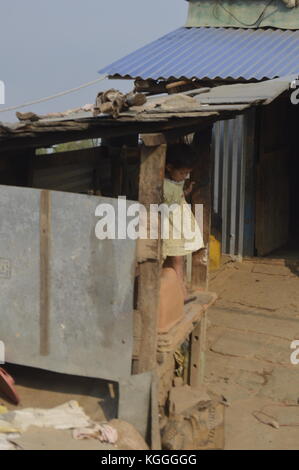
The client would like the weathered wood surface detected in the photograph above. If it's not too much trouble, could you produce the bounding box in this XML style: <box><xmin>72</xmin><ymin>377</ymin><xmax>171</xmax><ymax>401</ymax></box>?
<box><xmin>0</xmin><ymin>116</ymin><xmax>219</xmax><ymax>153</ymax></box>
<box><xmin>136</xmin><ymin>144</ymin><xmax>166</xmax><ymax>373</ymax></box>
<box><xmin>188</xmin><ymin>128</ymin><xmax>214</xmax><ymax>387</ymax></box>
<box><xmin>191</xmin><ymin>128</ymin><xmax>213</xmax><ymax>290</ymax></box>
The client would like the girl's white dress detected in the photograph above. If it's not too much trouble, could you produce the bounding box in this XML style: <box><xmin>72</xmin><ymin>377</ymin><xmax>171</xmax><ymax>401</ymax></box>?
<box><xmin>162</xmin><ymin>178</ymin><xmax>204</xmax><ymax>259</ymax></box>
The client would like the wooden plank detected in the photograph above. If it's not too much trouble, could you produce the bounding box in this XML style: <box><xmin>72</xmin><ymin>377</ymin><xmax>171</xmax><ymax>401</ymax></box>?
<box><xmin>40</xmin><ymin>190</ymin><xmax>51</xmax><ymax>356</ymax></box>
<box><xmin>0</xmin><ymin>116</ymin><xmax>219</xmax><ymax>153</ymax></box>
<box><xmin>136</xmin><ymin>144</ymin><xmax>166</xmax><ymax>373</ymax></box>
<box><xmin>191</xmin><ymin>128</ymin><xmax>213</xmax><ymax>290</ymax></box>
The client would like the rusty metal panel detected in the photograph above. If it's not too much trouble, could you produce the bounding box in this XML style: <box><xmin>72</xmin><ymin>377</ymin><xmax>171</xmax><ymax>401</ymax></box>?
<box><xmin>0</xmin><ymin>185</ymin><xmax>136</xmax><ymax>381</ymax></box>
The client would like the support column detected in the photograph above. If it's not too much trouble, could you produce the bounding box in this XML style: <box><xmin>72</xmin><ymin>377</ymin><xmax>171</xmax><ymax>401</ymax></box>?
<box><xmin>136</xmin><ymin>143</ymin><xmax>166</xmax><ymax>374</ymax></box>
<box><xmin>190</xmin><ymin>127</ymin><xmax>213</xmax><ymax>387</ymax></box>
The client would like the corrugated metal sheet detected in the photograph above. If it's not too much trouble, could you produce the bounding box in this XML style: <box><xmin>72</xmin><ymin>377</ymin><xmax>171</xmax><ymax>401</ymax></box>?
<box><xmin>99</xmin><ymin>27</ymin><xmax>299</xmax><ymax>81</ymax></box>
<box><xmin>212</xmin><ymin>109</ymin><xmax>256</xmax><ymax>256</ymax></box>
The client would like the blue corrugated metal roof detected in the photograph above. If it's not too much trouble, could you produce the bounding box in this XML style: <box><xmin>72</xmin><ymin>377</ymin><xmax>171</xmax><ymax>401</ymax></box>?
<box><xmin>99</xmin><ymin>27</ymin><xmax>299</xmax><ymax>81</ymax></box>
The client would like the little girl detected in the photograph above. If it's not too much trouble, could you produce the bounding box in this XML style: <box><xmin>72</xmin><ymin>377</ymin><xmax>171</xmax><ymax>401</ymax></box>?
<box><xmin>162</xmin><ymin>143</ymin><xmax>204</xmax><ymax>300</ymax></box>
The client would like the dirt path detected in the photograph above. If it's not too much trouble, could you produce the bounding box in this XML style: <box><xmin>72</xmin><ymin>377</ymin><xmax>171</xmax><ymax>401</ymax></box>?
<box><xmin>206</xmin><ymin>258</ymin><xmax>299</xmax><ymax>450</ymax></box>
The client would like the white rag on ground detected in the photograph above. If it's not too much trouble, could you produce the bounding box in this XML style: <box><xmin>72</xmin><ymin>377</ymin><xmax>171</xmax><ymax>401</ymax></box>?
<box><xmin>0</xmin><ymin>400</ymin><xmax>118</xmax><ymax>450</ymax></box>
<box><xmin>0</xmin><ymin>400</ymin><xmax>91</xmax><ymax>432</ymax></box>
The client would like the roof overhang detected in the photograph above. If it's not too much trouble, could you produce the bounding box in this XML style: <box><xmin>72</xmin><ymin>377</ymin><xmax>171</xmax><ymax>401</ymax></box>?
<box><xmin>0</xmin><ymin>77</ymin><xmax>295</xmax><ymax>152</ymax></box>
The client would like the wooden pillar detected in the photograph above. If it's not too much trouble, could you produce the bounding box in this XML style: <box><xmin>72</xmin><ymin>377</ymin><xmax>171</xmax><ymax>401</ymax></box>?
<box><xmin>189</xmin><ymin>127</ymin><xmax>213</xmax><ymax>387</ymax></box>
<box><xmin>191</xmin><ymin>127</ymin><xmax>213</xmax><ymax>291</ymax></box>
<box><xmin>136</xmin><ymin>143</ymin><xmax>166</xmax><ymax>373</ymax></box>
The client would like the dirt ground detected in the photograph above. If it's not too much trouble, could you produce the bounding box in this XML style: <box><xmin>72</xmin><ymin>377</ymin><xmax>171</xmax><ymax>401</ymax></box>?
<box><xmin>206</xmin><ymin>256</ymin><xmax>299</xmax><ymax>450</ymax></box>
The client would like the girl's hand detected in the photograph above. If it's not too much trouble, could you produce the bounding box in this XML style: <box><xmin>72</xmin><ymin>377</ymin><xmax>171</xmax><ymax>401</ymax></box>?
<box><xmin>184</xmin><ymin>180</ymin><xmax>195</xmax><ymax>196</ymax></box>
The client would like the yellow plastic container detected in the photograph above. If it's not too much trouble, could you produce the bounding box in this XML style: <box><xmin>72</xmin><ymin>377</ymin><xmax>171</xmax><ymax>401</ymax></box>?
<box><xmin>209</xmin><ymin>235</ymin><xmax>221</xmax><ymax>271</ymax></box>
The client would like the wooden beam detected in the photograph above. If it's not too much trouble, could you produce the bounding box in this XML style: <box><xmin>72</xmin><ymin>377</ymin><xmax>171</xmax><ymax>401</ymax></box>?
<box><xmin>136</xmin><ymin>144</ymin><xmax>166</xmax><ymax>373</ymax></box>
<box><xmin>0</xmin><ymin>117</ymin><xmax>218</xmax><ymax>154</ymax></box>
<box><xmin>140</xmin><ymin>120</ymin><xmax>216</xmax><ymax>148</ymax></box>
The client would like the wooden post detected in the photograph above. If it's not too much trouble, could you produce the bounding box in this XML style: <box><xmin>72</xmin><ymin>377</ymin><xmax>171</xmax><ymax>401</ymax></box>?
<box><xmin>136</xmin><ymin>143</ymin><xmax>166</xmax><ymax>373</ymax></box>
<box><xmin>40</xmin><ymin>190</ymin><xmax>51</xmax><ymax>356</ymax></box>
<box><xmin>191</xmin><ymin>128</ymin><xmax>213</xmax><ymax>291</ymax></box>
<box><xmin>189</xmin><ymin>127</ymin><xmax>213</xmax><ymax>387</ymax></box>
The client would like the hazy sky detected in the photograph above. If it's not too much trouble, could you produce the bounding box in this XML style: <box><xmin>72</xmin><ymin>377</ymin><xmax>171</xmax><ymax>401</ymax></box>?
<box><xmin>0</xmin><ymin>0</ymin><xmax>188</xmax><ymax>122</ymax></box>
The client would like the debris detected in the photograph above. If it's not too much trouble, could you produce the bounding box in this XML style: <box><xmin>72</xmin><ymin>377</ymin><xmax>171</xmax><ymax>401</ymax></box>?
<box><xmin>0</xmin><ymin>433</ymin><xmax>21</xmax><ymax>451</ymax></box>
<box><xmin>73</xmin><ymin>423</ymin><xmax>118</xmax><ymax>444</ymax></box>
<box><xmin>253</xmin><ymin>403</ymin><xmax>299</xmax><ymax>428</ymax></box>
<box><xmin>94</xmin><ymin>88</ymin><xmax>146</xmax><ymax>118</ymax></box>
<box><xmin>169</xmin><ymin>384</ymin><xmax>212</xmax><ymax>415</ymax></box>
<box><xmin>162</xmin><ymin>387</ymin><xmax>225</xmax><ymax>450</ymax></box>
<box><xmin>109</xmin><ymin>419</ymin><xmax>149</xmax><ymax>450</ymax></box>
<box><xmin>9</xmin><ymin>427</ymin><xmax>114</xmax><ymax>451</ymax></box>
<box><xmin>0</xmin><ymin>421</ymin><xmax>20</xmax><ymax>433</ymax></box>
<box><xmin>162</xmin><ymin>401</ymin><xmax>225</xmax><ymax>450</ymax></box>
<box><xmin>0</xmin><ymin>400</ymin><xmax>148</xmax><ymax>450</ymax></box>
<box><xmin>281</xmin><ymin>0</ymin><xmax>298</xmax><ymax>8</ymax></box>
<box><xmin>16</xmin><ymin>111</ymin><xmax>40</xmax><ymax>122</ymax></box>
<box><xmin>16</xmin><ymin>104</ymin><xmax>94</xmax><ymax>122</ymax></box>
<box><xmin>252</xmin><ymin>410</ymin><xmax>280</xmax><ymax>429</ymax></box>
<box><xmin>154</xmin><ymin>94</ymin><xmax>201</xmax><ymax>112</ymax></box>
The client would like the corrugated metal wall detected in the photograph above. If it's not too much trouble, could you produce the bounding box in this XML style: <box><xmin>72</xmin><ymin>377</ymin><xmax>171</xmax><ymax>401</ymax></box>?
<box><xmin>212</xmin><ymin>109</ymin><xmax>256</xmax><ymax>256</ymax></box>
<box><xmin>32</xmin><ymin>146</ymin><xmax>108</xmax><ymax>194</ymax></box>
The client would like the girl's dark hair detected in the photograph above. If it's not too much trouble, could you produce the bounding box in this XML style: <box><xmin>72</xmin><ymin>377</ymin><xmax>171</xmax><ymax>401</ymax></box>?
<box><xmin>166</xmin><ymin>143</ymin><xmax>197</xmax><ymax>169</ymax></box>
